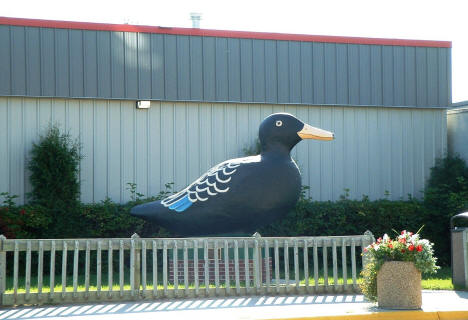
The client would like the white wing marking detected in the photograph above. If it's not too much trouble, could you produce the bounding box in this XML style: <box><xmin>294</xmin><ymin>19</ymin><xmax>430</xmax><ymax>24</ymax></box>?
<box><xmin>161</xmin><ymin>160</ymin><xmax>241</xmax><ymax>209</ymax></box>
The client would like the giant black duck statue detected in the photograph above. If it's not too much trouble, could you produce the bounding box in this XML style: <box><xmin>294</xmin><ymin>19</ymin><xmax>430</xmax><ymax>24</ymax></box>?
<box><xmin>130</xmin><ymin>113</ymin><xmax>334</xmax><ymax>236</ymax></box>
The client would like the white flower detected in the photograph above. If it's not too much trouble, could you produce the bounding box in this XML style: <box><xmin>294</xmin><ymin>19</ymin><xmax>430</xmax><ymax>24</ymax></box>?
<box><xmin>383</xmin><ymin>234</ymin><xmax>390</xmax><ymax>242</ymax></box>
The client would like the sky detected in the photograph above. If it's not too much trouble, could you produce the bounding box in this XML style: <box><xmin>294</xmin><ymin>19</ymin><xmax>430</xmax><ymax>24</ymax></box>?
<box><xmin>3</xmin><ymin>0</ymin><xmax>467</xmax><ymax>103</ymax></box>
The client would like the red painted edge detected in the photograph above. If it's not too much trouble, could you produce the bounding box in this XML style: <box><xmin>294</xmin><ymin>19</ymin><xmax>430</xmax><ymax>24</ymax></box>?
<box><xmin>0</xmin><ymin>16</ymin><xmax>452</xmax><ymax>48</ymax></box>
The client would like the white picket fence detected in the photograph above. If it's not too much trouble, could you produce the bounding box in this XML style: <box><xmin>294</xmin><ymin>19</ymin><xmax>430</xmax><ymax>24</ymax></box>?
<box><xmin>0</xmin><ymin>232</ymin><xmax>374</xmax><ymax>306</ymax></box>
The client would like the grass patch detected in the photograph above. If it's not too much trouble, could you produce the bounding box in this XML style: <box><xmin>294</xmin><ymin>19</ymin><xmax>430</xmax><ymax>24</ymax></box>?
<box><xmin>5</xmin><ymin>267</ymin><xmax>454</xmax><ymax>294</ymax></box>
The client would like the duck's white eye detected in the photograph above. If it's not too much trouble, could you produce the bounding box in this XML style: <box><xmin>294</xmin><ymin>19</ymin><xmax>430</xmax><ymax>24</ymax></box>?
<box><xmin>276</xmin><ymin>120</ymin><xmax>283</xmax><ymax>127</ymax></box>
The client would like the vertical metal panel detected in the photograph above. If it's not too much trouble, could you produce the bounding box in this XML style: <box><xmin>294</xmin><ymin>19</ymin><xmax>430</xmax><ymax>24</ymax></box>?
<box><xmin>405</xmin><ymin>47</ymin><xmax>417</xmax><ymax>106</ymax></box>
<box><xmin>124</xmin><ymin>32</ymin><xmax>138</xmax><ymax>99</ymax></box>
<box><xmin>427</xmin><ymin>48</ymin><xmax>439</xmax><ymax>107</ymax></box>
<box><xmin>97</xmin><ymin>32</ymin><xmax>111</xmax><ymax>98</ymax></box>
<box><xmin>228</xmin><ymin>38</ymin><xmax>241</xmax><ymax>101</ymax></box>
<box><xmin>240</xmin><ymin>39</ymin><xmax>253</xmax><ymax>102</ymax></box>
<box><xmin>0</xmin><ymin>98</ymin><xmax>9</xmax><ymax>194</ymax></box>
<box><xmin>277</xmin><ymin>41</ymin><xmax>289</xmax><ymax>103</ymax></box>
<box><xmin>336</xmin><ymin>44</ymin><xmax>348</xmax><ymax>105</ymax></box>
<box><xmin>253</xmin><ymin>40</ymin><xmax>266</xmax><ymax>102</ymax></box>
<box><xmin>120</xmin><ymin>101</ymin><xmax>135</xmax><ymax>202</ymax></box>
<box><xmin>203</xmin><ymin>37</ymin><xmax>216</xmax><ymax>101</ymax></box>
<box><xmin>390</xmin><ymin>108</ymin><xmax>404</xmax><ymax>197</ymax></box>
<box><xmin>0</xmin><ymin>97</ymin><xmax>449</xmax><ymax>204</ymax></box>
<box><xmin>359</xmin><ymin>45</ymin><xmax>371</xmax><ymax>104</ymax></box>
<box><xmin>23</xmin><ymin>99</ymin><xmax>38</xmax><ymax>197</ymax></box>
<box><xmin>416</xmin><ymin>47</ymin><xmax>428</xmax><ymax>106</ymax></box>
<box><xmin>55</xmin><ymin>29</ymin><xmax>70</xmax><ymax>97</ymax></box>
<box><xmin>174</xmin><ymin>104</ymin><xmax>187</xmax><ymax>190</ymax></box>
<box><xmin>138</xmin><ymin>33</ymin><xmax>152</xmax><ymax>100</ymax></box>
<box><xmin>148</xmin><ymin>102</ymin><xmax>161</xmax><ymax>197</ymax></box>
<box><xmin>177</xmin><ymin>36</ymin><xmax>190</xmax><ymax>100</ymax></box>
<box><xmin>164</xmin><ymin>35</ymin><xmax>177</xmax><ymax>101</ymax></box>
<box><xmin>289</xmin><ymin>42</ymin><xmax>301</xmax><ymax>104</ymax></box>
<box><xmin>11</xmin><ymin>26</ymin><xmax>26</xmax><ymax>95</ymax></box>
<box><xmin>265</xmin><ymin>40</ymin><xmax>278</xmax><ymax>104</ymax></box>
<box><xmin>370</xmin><ymin>46</ymin><xmax>382</xmax><ymax>105</ymax></box>
<box><xmin>438</xmin><ymin>49</ymin><xmax>449</xmax><ymax>107</ymax></box>
<box><xmin>26</xmin><ymin>28</ymin><xmax>41</xmax><ymax>96</ymax></box>
<box><xmin>382</xmin><ymin>46</ymin><xmax>394</xmax><ymax>106</ymax></box>
<box><xmin>83</xmin><ymin>31</ymin><xmax>97</xmax><ymax>97</ymax></box>
<box><xmin>94</xmin><ymin>101</ymin><xmax>108</xmax><ymax>201</ymax></box>
<box><xmin>215</xmin><ymin>38</ymin><xmax>229</xmax><ymax>101</ymax></box>
<box><xmin>108</xmin><ymin>101</ymin><xmax>122</xmax><ymax>202</ymax></box>
<box><xmin>190</xmin><ymin>37</ymin><xmax>203</xmax><ymax>101</ymax></box>
<box><xmin>80</xmin><ymin>100</ymin><xmax>94</xmax><ymax>202</ymax></box>
<box><xmin>151</xmin><ymin>34</ymin><xmax>165</xmax><ymax>100</ymax></box>
<box><xmin>160</xmin><ymin>102</ymin><xmax>174</xmax><ymax>194</ymax></box>
<box><xmin>111</xmin><ymin>32</ymin><xmax>125</xmax><ymax>98</ymax></box>
<box><xmin>0</xmin><ymin>26</ymin><xmax>11</xmax><ymax>95</ymax></box>
<box><xmin>324</xmin><ymin>43</ymin><xmax>337</xmax><ymax>104</ymax></box>
<box><xmin>347</xmin><ymin>44</ymin><xmax>359</xmax><ymax>105</ymax></box>
<box><xmin>300</xmin><ymin>42</ymin><xmax>313</xmax><ymax>104</ymax></box>
<box><xmin>393</xmin><ymin>47</ymin><xmax>405</xmax><ymax>106</ymax></box>
<box><xmin>356</xmin><ymin>108</ymin><xmax>370</xmax><ymax>197</ymax></box>
<box><xmin>69</xmin><ymin>30</ymin><xmax>84</xmax><ymax>97</ymax></box>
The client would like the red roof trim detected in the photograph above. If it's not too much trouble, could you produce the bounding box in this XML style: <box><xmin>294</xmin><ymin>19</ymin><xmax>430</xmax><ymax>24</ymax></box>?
<box><xmin>0</xmin><ymin>16</ymin><xmax>452</xmax><ymax>48</ymax></box>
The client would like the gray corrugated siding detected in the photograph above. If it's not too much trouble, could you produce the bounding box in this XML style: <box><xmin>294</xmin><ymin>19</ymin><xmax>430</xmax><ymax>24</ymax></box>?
<box><xmin>0</xmin><ymin>25</ymin><xmax>451</xmax><ymax>107</ymax></box>
<box><xmin>448</xmin><ymin>106</ymin><xmax>468</xmax><ymax>164</ymax></box>
<box><xmin>0</xmin><ymin>97</ymin><xmax>447</xmax><ymax>204</ymax></box>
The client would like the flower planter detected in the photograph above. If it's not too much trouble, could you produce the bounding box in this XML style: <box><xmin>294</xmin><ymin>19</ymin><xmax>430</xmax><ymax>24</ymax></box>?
<box><xmin>377</xmin><ymin>261</ymin><xmax>422</xmax><ymax>309</ymax></box>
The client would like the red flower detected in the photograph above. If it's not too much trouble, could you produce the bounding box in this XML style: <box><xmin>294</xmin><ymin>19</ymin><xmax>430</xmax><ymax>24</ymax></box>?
<box><xmin>388</xmin><ymin>243</ymin><xmax>393</xmax><ymax>249</ymax></box>
<box><xmin>401</xmin><ymin>230</ymin><xmax>406</xmax><ymax>235</ymax></box>
<box><xmin>399</xmin><ymin>238</ymin><xmax>406</xmax><ymax>244</ymax></box>
<box><xmin>416</xmin><ymin>245</ymin><xmax>423</xmax><ymax>252</ymax></box>
<box><xmin>377</xmin><ymin>237</ymin><xmax>382</xmax><ymax>243</ymax></box>
<box><xmin>401</xmin><ymin>249</ymin><xmax>406</xmax><ymax>253</ymax></box>
<box><xmin>408</xmin><ymin>244</ymin><xmax>415</xmax><ymax>251</ymax></box>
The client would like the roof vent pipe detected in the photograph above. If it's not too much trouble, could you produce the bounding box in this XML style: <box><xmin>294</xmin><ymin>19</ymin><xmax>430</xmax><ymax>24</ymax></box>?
<box><xmin>190</xmin><ymin>13</ymin><xmax>201</xmax><ymax>28</ymax></box>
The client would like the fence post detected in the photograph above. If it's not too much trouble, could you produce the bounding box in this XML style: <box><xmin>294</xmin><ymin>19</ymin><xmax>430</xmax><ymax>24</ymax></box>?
<box><xmin>131</xmin><ymin>233</ymin><xmax>141</xmax><ymax>294</ymax></box>
<box><xmin>252</xmin><ymin>232</ymin><xmax>262</xmax><ymax>291</ymax></box>
<box><xmin>362</xmin><ymin>230</ymin><xmax>375</xmax><ymax>268</ymax></box>
<box><xmin>0</xmin><ymin>235</ymin><xmax>6</xmax><ymax>306</ymax></box>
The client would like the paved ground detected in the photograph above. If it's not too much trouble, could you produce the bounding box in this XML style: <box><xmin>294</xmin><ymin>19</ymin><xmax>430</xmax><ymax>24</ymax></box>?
<box><xmin>0</xmin><ymin>290</ymin><xmax>467</xmax><ymax>320</ymax></box>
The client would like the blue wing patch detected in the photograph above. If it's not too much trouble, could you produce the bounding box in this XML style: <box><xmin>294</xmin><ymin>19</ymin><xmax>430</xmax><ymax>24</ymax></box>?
<box><xmin>168</xmin><ymin>195</ymin><xmax>193</xmax><ymax>212</ymax></box>
<box><xmin>160</xmin><ymin>160</ymin><xmax>242</xmax><ymax>213</ymax></box>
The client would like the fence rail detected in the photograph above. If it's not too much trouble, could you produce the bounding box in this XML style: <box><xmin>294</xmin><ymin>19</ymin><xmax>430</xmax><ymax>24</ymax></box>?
<box><xmin>0</xmin><ymin>232</ymin><xmax>374</xmax><ymax>306</ymax></box>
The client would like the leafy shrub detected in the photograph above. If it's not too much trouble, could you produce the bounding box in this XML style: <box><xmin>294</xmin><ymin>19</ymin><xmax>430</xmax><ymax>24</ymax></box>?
<box><xmin>259</xmin><ymin>188</ymin><xmax>425</xmax><ymax>240</ymax></box>
<box><xmin>27</xmin><ymin>124</ymin><xmax>82</xmax><ymax>238</ymax></box>
<box><xmin>423</xmin><ymin>155</ymin><xmax>468</xmax><ymax>265</ymax></box>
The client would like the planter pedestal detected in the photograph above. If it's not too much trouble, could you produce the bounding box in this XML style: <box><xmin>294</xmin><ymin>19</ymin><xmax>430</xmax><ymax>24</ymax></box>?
<box><xmin>377</xmin><ymin>261</ymin><xmax>422</xmax><ymax>309</ymax></box>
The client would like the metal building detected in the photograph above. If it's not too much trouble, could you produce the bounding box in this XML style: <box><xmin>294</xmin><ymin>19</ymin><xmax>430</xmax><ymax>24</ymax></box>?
<box><xmin>0</xmin><ymin>17</ymin><xmax>451</xmax><ymax>204</ymax></box>
<box><xmin>448</xmin><ymin>101</ymin><xmax>468</xmax><ymax>163</ymax></box>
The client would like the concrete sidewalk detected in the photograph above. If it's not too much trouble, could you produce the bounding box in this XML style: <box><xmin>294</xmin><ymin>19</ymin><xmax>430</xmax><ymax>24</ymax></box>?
<box><xmin>0</xmin><ymin>290</ymin><xmax>467</xmax><ymax>320</ymax></box>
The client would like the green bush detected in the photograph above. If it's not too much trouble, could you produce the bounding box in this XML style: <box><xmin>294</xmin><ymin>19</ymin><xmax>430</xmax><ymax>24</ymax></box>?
<box><xmin>259</xmin><ymin>188</ymin><xmax>425</xmax><ymax>240</ymax></box>
<box><xmin>423</xmin><ymin>155</ymin><xmax>468</xmax><ymax>265</ymax></box>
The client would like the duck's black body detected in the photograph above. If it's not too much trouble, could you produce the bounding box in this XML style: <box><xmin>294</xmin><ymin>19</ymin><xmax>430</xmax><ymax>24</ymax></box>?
<box><xmin>131</xmin><ymin>113</ymin><xmax>334</xmax><ymax>236</ymax></box>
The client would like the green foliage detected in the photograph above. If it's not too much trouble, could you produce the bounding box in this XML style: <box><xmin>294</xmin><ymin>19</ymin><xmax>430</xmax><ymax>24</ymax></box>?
<box><xmin>423</xmin><ymin>155</ymin><xmax>468</xmax><ymax>265</ymax></box>
<box><xmin>243</xmin><ymin>138</ymin><xmax>262</xmax><ymax>156</ymax></box>
<box><xmin>259</xmin><ymin>188</ymin><xmax>425</xmax><ymax>240</ymax></box>
<box><xmin>27</xmin><ymin>124</ymin><xmax>82</xmax><ymax>237</ymax></box>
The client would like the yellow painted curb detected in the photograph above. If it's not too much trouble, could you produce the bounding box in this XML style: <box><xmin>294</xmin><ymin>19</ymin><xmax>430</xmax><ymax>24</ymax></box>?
<box><xmin>263</xmin><ymin>310</ymin><xmax>468</xmax><ymax>320</ymax></box>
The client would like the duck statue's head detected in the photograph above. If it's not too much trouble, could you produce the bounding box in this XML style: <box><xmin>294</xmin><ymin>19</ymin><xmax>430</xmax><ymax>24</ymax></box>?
<box><xmin>259</xmin><ymin>113</ymin><xmax>334</xmax><ymax>155</ymax></box>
